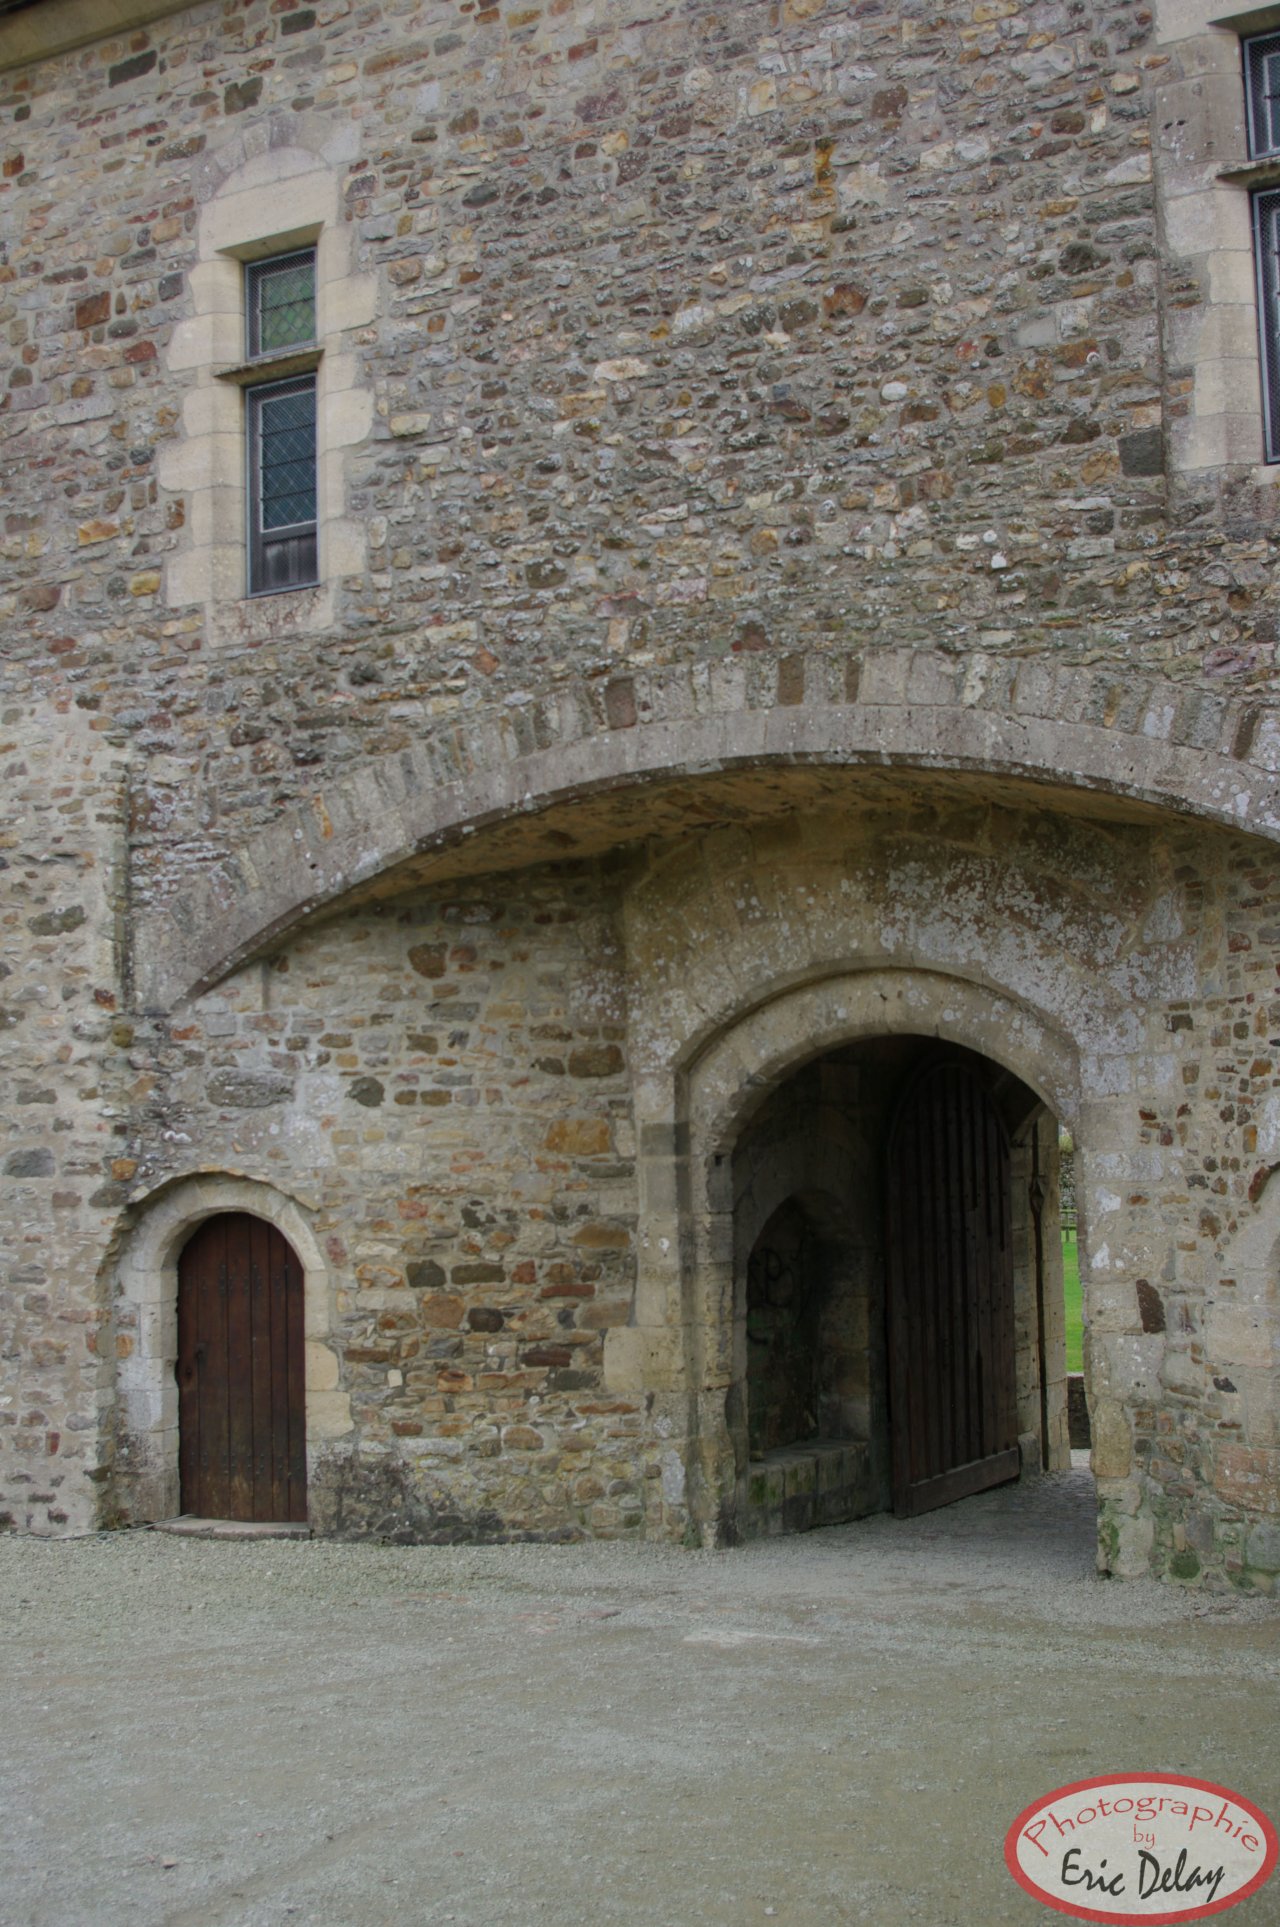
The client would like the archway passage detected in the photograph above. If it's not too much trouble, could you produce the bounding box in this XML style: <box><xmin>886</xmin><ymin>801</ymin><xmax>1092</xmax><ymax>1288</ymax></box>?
<box><xmin>177</xmin><ymin>1214</ymin><xmax>307</xmax><ymax>1522</ymax></box>
<box><xmin>886</xmin><ymin>1060</ymin><xmax>1019</xmax><ymax>1517</ymax></box>
<box><xmin>731</xmin><ymin>1039</ymin><xmax>1068</xmax><ymax>1539</ymax></box>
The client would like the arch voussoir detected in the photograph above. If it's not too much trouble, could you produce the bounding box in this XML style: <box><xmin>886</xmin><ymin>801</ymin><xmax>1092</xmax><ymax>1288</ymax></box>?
<box><xmin>135</xmin><ymin>648</ymin><xmax>1280</xmax><ymax>1007</ymax></box>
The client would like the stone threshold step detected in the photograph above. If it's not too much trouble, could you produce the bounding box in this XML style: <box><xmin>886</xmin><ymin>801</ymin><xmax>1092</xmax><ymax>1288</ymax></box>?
<box><xmin>150</xmin><ymin>1516</ymin><xmax>311</xmax><ymax>1541</ymax></box>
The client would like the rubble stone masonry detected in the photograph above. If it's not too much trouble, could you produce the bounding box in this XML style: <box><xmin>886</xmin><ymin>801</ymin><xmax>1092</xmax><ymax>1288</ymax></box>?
<box><xmin>2</xmin><ymin>0</ymin><xmax>1280</xmax><ymax>1585</ymax></box>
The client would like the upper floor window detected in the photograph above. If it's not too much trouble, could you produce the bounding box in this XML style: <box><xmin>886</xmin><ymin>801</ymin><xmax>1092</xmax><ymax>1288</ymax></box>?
<box><xmin>245</xmin><ymin>249</ymin><xmax>318</xmax><ymax>596</ymax></box>
<box><xmin>1245</xmin><ymin>31</ymin><xmax>1280</xmax><ymax>158</ymax></box>
<box><xmin>247</xmin><ymin>250</ymin><xmax>316</xmax><ymax>357</ymax></box>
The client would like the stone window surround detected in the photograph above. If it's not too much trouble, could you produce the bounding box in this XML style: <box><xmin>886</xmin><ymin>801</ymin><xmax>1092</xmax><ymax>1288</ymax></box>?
<box><xmin>158</xmin><ymin>146</ymin><xmax>376</xmax><ymax>631</ymax></box>
<box><xmin>112</xmin><ymin>1172</ymin><xmax>352</xmax><ymax>1526</ymax></box>
<box><xmin>1154</xmin><ymin>0</ymin><xmax>1280</xmax><ymax>477</ymax></box>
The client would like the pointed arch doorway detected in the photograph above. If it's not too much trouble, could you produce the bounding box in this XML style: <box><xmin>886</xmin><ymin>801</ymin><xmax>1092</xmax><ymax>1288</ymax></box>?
<box><xmin>176</xmin><ymin>1213</ymin><xmax>307</xmax><ymax>1523</ymax></box>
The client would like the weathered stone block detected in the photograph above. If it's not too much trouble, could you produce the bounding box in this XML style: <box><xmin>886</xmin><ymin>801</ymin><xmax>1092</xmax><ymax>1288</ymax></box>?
<box><xmin>1245</xmin><ymin>1523</ymin><xmax>1280</xmax><ymax>1572</ymax></box>
<box><xmin>1216</xmin><ymin>1446</ymin><xmax>1280</xmax><ymax>1516</ymax></box>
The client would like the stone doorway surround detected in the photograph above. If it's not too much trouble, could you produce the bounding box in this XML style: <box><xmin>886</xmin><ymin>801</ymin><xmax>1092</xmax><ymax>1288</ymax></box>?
<box><xmin>108</xmin><ymin>1173</ymin><xmax>350</xmax><ymax>1527</ymax></box>
<box><xmin>606</xmin><ymin>965</ymin><xmax>1081</xmax><ymax>1548</ymax></box>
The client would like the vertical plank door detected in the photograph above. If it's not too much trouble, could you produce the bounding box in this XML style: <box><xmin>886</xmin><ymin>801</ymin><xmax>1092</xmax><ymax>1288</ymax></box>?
<box><xmin>176</xmin><ymin>1213</ymin><xmax>307</xmax><ymax>1522</ymax></box>
<box><xmin>885</xmin><ymin>1061</ymin><xmax>1020</xmax><ymax>1518</ymax></box>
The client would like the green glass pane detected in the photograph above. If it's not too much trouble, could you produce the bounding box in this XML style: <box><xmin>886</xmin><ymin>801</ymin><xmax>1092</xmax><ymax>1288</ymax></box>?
<box><xmin>253</xmin><ymin>255</ymin><xmax>315</xmax><ymax>352</ymax></box>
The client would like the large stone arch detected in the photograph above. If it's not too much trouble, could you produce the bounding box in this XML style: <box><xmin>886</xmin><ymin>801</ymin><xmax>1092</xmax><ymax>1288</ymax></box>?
<box><xmin>109</xmin><ymin>1171</ymin><xmax>352</xmax><ymax>1525</ymax></box>
<box><xmin>135</xmin><ymin>648</ymin><xmax>1280</xmax><ymax>1007</ymax></box>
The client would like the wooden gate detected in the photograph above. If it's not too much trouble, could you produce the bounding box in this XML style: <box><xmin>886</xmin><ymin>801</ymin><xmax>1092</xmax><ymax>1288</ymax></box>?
<box><xmin>176</xmin><ymin>1214</ymin><xmax>307</xmax><ymax>1522</ymax></box>
<box><xmin>885</xmin><ymin>1061</ymin><xmax>1020</xmax><ymax>1518</ymax></box>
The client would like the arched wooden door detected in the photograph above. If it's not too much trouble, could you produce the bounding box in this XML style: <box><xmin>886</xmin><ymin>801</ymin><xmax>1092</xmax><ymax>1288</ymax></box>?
<box><xmin>885</xmin><ymin>1061</ymin><xmax>1019</xmax><ymax>1518</ymax></box>
<box><xmin>177</xmin><ymin>1214</ymin><xmax>307</xmax><ymax>1522</ymax></box>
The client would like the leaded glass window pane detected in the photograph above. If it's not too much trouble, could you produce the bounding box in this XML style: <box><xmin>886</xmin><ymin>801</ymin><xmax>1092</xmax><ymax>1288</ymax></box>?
<box><xmin>258</xmin><ymin>384</ymin><xmax>316</xmax><ymax>530</ymax></box>
<box><xmin>1245</xmin><ymin>34</ymin><xmax>1280</xmax><ymax>159</ymax></box>
<box><xmin>247</xmin><ymin>250</ymin><xmax>316</xmax><ymax>357</ymax></box>
<box><xmin>248</xmin><ymin>375</ymin><xmax>318</xmax><ymax>594</ymax></box>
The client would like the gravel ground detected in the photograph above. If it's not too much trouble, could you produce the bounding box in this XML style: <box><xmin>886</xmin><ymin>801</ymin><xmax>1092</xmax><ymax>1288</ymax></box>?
<box><xmin>2</xmin><ymin>1467</ymin><xmax>1277</xmax><ymax>1927</ymax></box>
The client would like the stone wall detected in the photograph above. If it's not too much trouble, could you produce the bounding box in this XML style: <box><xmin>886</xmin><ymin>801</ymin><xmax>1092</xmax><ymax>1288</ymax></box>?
<box><xmin>0</xmin><ymin>0</ymin><xmax>1279</xmax><ymax>1581</ymax></box>
<box><xmin>105</xmin><ymin>865</ymin><xmax>655</xmax><ymax>1543</ymax></box>
<box><xmin>1</xmin><ymin>0</ymin><xmax>1273</xmax><ymax>915</ymax></box>
<box><xmin>0</xmin><ymin>705</ymin><xmax>125</xmax><ymax>1532</ymax></box>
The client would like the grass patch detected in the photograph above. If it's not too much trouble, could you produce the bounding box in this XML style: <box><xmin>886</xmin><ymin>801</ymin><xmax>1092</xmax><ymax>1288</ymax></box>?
<box><xmin>1062</xmin><ymin>1232</ymin><xmax>1082</xmax><ymax>1374</ymax></box>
